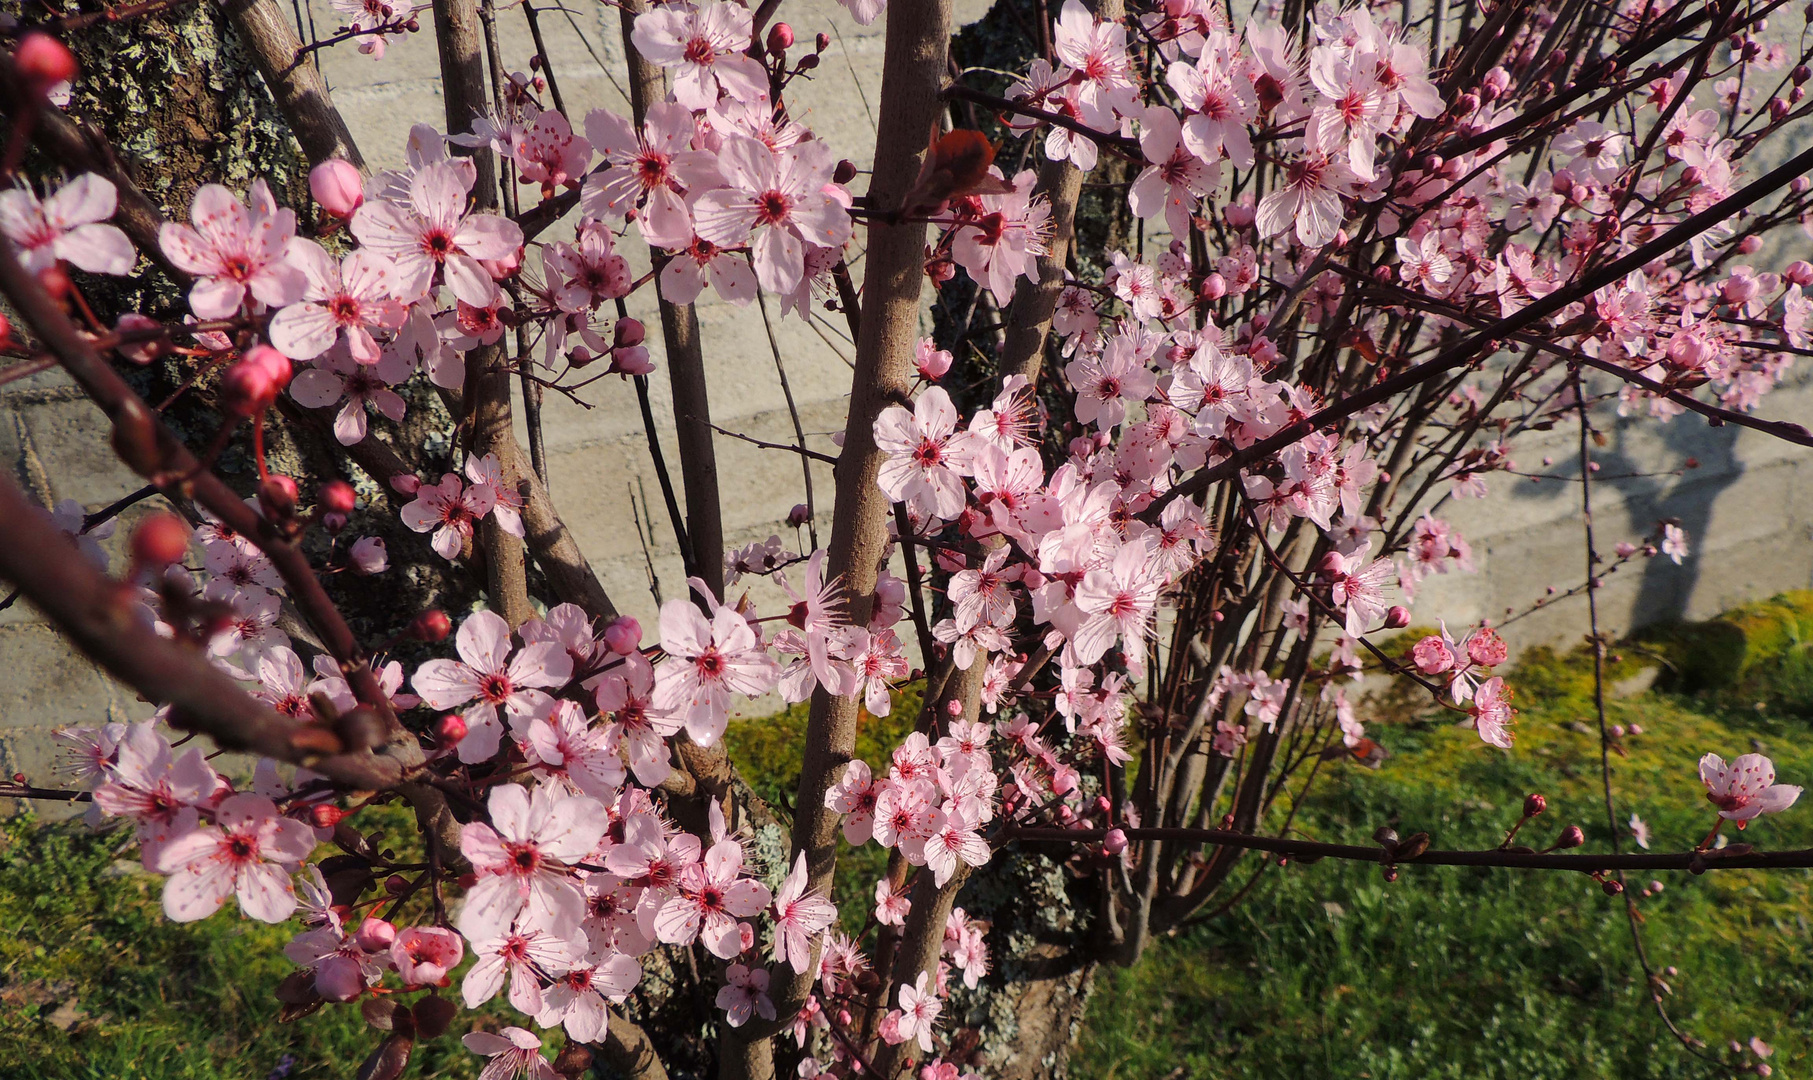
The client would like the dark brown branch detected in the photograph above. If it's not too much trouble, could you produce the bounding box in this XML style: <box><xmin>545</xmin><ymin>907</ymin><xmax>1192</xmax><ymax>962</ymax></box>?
<box><xmin>219</xmin><ymin>0</ymin><xmax>366</xmax><ymax>167</ymax></box>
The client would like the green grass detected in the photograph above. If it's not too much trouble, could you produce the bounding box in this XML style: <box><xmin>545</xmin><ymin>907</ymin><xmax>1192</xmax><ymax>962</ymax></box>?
<box><xmin>1075</xmin><ymin>607</ymin><xmax>1813</xmax><ymax>1080</ymax></box>
<box><xmin>5</xmin><ymin>597</ymin><xmax>1813</xmax><ymax>1078</ymax></box>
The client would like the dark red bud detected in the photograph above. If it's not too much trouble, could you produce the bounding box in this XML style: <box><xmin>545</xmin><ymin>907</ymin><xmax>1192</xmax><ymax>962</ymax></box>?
<box><xmin>410</xmin><ymin>609</ymin><xmax>452</xmax><ymax>642</ymax></box>
<box><xmin>1555</xmin><ymin>825</ymin><xmax>1585</xmax><ymax>849</ymax></box>
<box><xmin>1524</xmin><ymin>792</ymin><xmax>1547</xmax><ymax>817</ymax></box>
<box><xmin>319</xmin><ymin>480</ymin><xmax>357</xmax><ymax>515</ymax></box>
<box><xmin>833</xmin><ymin>159</ymin><xmax>858</xmax><ymax>185</ymax></box>
<box><xmin>130</xmin><ymin>512</ymin><xmax>191</xmax><ymax>567</ymax></box>
<box><xmin>259</xmin><ymin>475</ymin><xmax>301</xmax><ymax>519</ymax></box>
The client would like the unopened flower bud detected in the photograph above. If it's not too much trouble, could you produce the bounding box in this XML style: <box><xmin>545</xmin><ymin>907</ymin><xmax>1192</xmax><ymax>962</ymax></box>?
<box><xmin>309</xmin><ymin>159</ymin><xmax>365</xmax><ymax>219</ymax></box>
<box><xmin>221</xmin><ymin>347</ymin><xmax>290</xmax><ymax>415</ymax></box>
<box><xmin>356</xmin><ymin>917</ymin><xmax>397</xmax><ymax>951</ymax></box>
<box><xmin>1554</xmin><ymin>825</ymin><xmax>1585</xmax><ymax>849</ymax></box>
<box><xmin>815</xmin><ymin>31</ymin><xmax>830</xmax><ymax>51</ymax></box>
<box><xmin>602</xmin><ymin>615</ymin><xmax>642</xmax><ymax>654</ymax></box>
<box><xmin>349</xmin><ymin>535</ymin><xmax>388</xmax><ymax>575</ymax></box>
<box><xmin>1786</xmin><ymin>261</ymin><xmax>1813</xmax><ymax>287</ymax></box>
<box><xmin>944</xmin><ymin>698</ymin><xmax>963</xmax><ymax>717</ymax></box>
<box><xmin>1796</xmin><ymin>176</ymin><xmax>1813</xmax><ymax>195</ymax></box>
<box><xmin>384</xmin><ymin>874</ymin><xmax>408</xmax><ymax>894</ymax></box>
<box><xmin>788</xmin><ymin>503</ymin><xmax>811</xmax><ymax>527</ymax></box>
<box><xmin>613</xmin><ymin>317</ymin><xmax>646</xmax><ymax>348</ymax></box>
<box><xmin>1524</xmin><ymin>792</ymin><xmax>1547</xmax><ymax>817</ymax></box>
<box><xmin>1738</xmin><ymin>234</ymin><xmax>1763</xmax><ymax>254</ymax></box>
<box><xmin>410</xmin><ymin>609</ymin><xmax>452</xmax><ymax>642</ymax></box>
<box><xmin>1103</xmin><ymin>828</ymin><xmax>1128</xmax><ymax>855</ymax></box>
<box><xmin>131</xmin><ymin>512</ymin><xmax>191</xmax><ymax>567</ymax></box>
<box><xmin>15</xmin><ymin>32</ymin><xmax>77</xmax><ymax>94</ymax></box>
<box><xmin>310</xmin><ymin>804</ymin><xmax>348</xmax><ymax>828</ymax></box>
<box><xmin>1199</xmin><ymin>271</ymin><xmax>1227</xmax><ymax>300</ymax></box>
<box><xmin>436</xmin><ymin>713</ymin><xmax>467</xmax><ymax>746</ymax></box>
<box><xmin>833</xmin><ymin>159</ymin><xmax>858</xmax><ymax>185</ymax></box>
<box><xmin>258</xmin><ymin>474</ymin><xmax>300</xmax><ymax>519</ymax></box>
<box><xmin>1601</xmin><ymin>877</ymin><xmax>1624</xmax><ymax>895</ymax></box>
<box><xmin>115</xmin><ymin>313</ymin><xmax>169</xmax><ymax>364</ymax></box>
<box><xmin>1771</xmin><ymin>96</ymin><xmax>1791</xmax><ymax>121</ymax></box>
<box><xmin>1383</xmin><ymin>605</ymin><xmax>1411</xmax><ymax>629</ymax></box>
<box><xmin>766</xmin><ymin>21</ymin><xmax>793</xmax><ymax>52</ymax></box>
<box><xmin>319</xmin><ymin>480</ymin><xmax>356</xmax><ymax>515</ymax></box>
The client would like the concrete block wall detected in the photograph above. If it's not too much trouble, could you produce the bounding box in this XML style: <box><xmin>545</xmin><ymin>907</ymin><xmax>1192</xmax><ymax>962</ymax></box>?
<box><xmin>3</xmin><ymin>2</ymin><xmax>1812</xmax><ymax>811</ymax></box>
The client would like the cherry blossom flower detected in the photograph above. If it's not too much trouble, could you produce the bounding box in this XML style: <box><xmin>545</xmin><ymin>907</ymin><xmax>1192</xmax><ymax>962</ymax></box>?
<box><xmin>1308</xmin><ymin>46</ymin><xmax>1390</xmax><ymax>180</ymax></box>
<box><xmin>873</xmin><ymin>876</ymin><xmax>910</xmax><ymax>926</ymax></box>
<box><xmin>949</xmin><ymin>168</ymin><xmax>1050</xmax><ymax>304</ymax></box>
<box><xmin>155</xmin><ymin>793</ymin><xmax>315</xmax><ymax>923</ymax></box>
<box><xmin>351</xmin><ymin>160</ymin><xmax>522</xmax><ymax>307</ymax></box>
<box><xmin>1130</xmin><ymin>106</ymin><xmax>1218</xmax><ymax>241</ymax></box>
<box><xmin>659</xmin><ymin>232</ymin><xmax>759</xmax><ymax>305</ymax></box>
<box><xmin>716</xmin><ymin>963</ymin><xmax>777</xmax><ymax>1027</ymax></box>
<box><xmin>654</xmin><ymin>833</ymin><xmax>773</xmax><ymax>958</ymax></box>
<box><xmin>285</xmin><ymin>923</ymin><xmax>385</xmax><ymax>1001</ymax></box>
<box><xmin>392</xmin><ymin>925</ymin><xmax>464</xmax><ymax>985</ymax></box>
<box><xmin>1052</xmin><ymin>0</ymin><xmax>1139</xmax><ymax>117</ymax></box>
<box><xmin>412</xmin><ymin>610</ymin><xmax>574</xmax><ymax>763</ymax></box>
<box><xmin>692</xmin><ymin>134</ymin><xmax>852</xmax><ymax>294</ymax></box>
<box><xmin>288</xmin><ymin>346</ymin><xmax>410</xmax><ymax>445</ymax></box>
<box><xmin>512</xmin><ymin>109</ymin><xmax>593</xmax><ymax>195</ymax></box>
<box><xmin>630</xmin><ymin>1</ymin><xmax>768</xmax><ymax>112</ymax></box>
<box><xmin>1396</xmin><ymin>233</ymin><xmax>1452</xmax><ymax>289</ymax></box>
<box><xmin>1066</xmin><ymin>336</ymin><xmax>1157</xmax><ymax>430</ymax></box>
<box><xmin>826</xmin><ymin>759</ymin><xmax>880</xmax><ymax>845</ymax></box>
<box><xmin>594</xmin><ymin>652</ymin><xmax>683</xmax><ymax>787</ymax></box>
<box><xmin>652</xmin><ymin>583</ymin><xmax>781</xmax><ymax>746</ymax></box>
<box><xmin>1662</xmin><ymin>523</ymin><xmax>1690</xmax><ymax>564</ymax></box>
<box><xmin>1470</xmin><ymin>676</ymin><xmax>1515</xmax><ymax>749</ymax></box>
<box><xmin>1165</xmin><ymin>39</ymin><xmax>1256</xmax><ymax>168</ymax></box>
<box><xmin>1071</xmin><ymin>541</ymin><xmax>1163</xmax><ymax>664</ymax></box>
<box><xmin>457</xmin><ymin>782</ymin><xmax>607</xmax><ymax>941</ymax></box>
<box><xmin>1699</xmin><ymin>753</ymin><xmax>1802</xmax><ymax>821</ymax></box>
<box><xmin>922</xmin><ymin>804</ymin><xmax>990</xmax><ymax>887</ymax></box>
<box><xmin>464</xmin><ymin>921</ymin><xmax>579</xmax><ymax>1013</ymax></box>
<box><xmin>524</xmin><ymin>699</ymin><xmax>626</xmax><ymax>800</ymax></box>
<box><xmin>464</xmin><ymin>1028</ymin><xmax>558</xmax><ymax>1080</ymax></box>
<box><xmin>894</xmin><ymin>970</ymin><xmax>942</xmax><ymax>1053</ymax></box>
<box><xmin>537</xmin><ymin>944</ymin><xmax>641</xmax><ymax>1040</ymax></box>
<box><xmin>846</xmin><ymin>628</ymin><xmax>909</xmax><ymax>718</ymax></box>
<box><xmin>770</xmin><ymin>852</ymin><xmax>837</xmax><ymax>973</ymax></box>
<box><xmin>1327</xmin><ymin>541</ymin><xmax>1397</xmax><ymax>637</ymax></box>
<box><xmin>546</xmin><ymin>220</ymin><xmax>631</xmax><ymax>310</ymax></box>
<box><xmin>874</xmin><ymin>387</ymin><xmax>976</xmax><ymax>520</ymax></box>
<box><xmin>0</xmin><ymin>173</ymin><xmax>134</xmax><ymax>275</ymax></box>
<box><xmin>269</xmin><ymin>243</ymin><xmax>405</xmax><ymax>363</ymax></box>
<box><xmin>1256</xmin><ymin>151</ymin><xmax>1352</xmax><ymax>248</ymax></box>
<box><xmin>159</xmin><ymin>180</ymin><xmax>306</xmax><ymax>319</ymax></box>
<box><xmin>582</xmin><ymin>101</ymin><xmax>721</xmax><ymax>249</ymax></box>
<box><xmin>400</xmin><ymin>472</ymin><xmax>497</xmax><ymax>560</ymax></box>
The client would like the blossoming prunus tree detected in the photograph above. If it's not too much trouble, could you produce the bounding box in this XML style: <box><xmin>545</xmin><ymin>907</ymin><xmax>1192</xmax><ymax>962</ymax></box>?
<box><xmin>1</xmin><ymin>0</ymin><xmax>1813</xmax><ymax>1076</ymax></box>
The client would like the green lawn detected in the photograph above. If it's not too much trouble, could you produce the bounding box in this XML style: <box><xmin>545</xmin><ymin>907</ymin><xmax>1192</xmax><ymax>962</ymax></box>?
<box><xmin>2</xmin><ymin>597</ymin><xmax>1811</xmax><ymax>1078</ymax></box>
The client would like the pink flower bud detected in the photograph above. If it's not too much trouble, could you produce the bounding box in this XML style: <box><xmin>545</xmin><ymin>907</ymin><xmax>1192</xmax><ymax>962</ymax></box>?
<box><xmin>131</xmin><ymin>513</ymin><xmax>190</xmax><ymax>567</ymax></box>
<box><xmin>1554</xmin><ymin>825</ymin><xmax>1585</xmax><ymax>849</ymax></box>
<box><xmin>766</xmin><ymin>21</ymin><xmax>794</xmax><ymax>51</ymax></box>
<box><xmin>602</xmin><ymin>616</ymin><xmax>642</xmax><ymax>655</ymax></box>
<box><xmin>479</xmin><ymin>248</ymin><xmax>522</xmax><ymax>280</ymax></box>
<box><xmin>916</xmin><ymin>343</ymin><xmax>953</xmax><ymax>380</ymax></box>
<box><xmin>258</xmin><ymin>475</ymin><xmax>300</xmax><ymax>519</ymax></box>
<box><xmin>309</xmin><ymin>159</ymin><xmax>365</xmax><ymax>219</ymax></box>
<box><xmin>391</xmin><ymin>926</ymin><xmax>463</xmax><ymax>985</ymax></box>
<box><xmin>1524</xmin><ymin>792</ymin><xmax>1547</xmax><ymax>817</ymax></box>
<box><xmin>1225</xmin><ymin>203</ymin><xmax>1255</xmax><ymax>228</ymax></box>
<box><xmin>944</xmin><ymin>698</ymin><xmax>963</xmax><ymax>717</ymax></box>
<box><xmin>436</xmin><ymin>713</ymin><xmax>468</xmax><ymax>748</ymax></box>
<box><xmin>1785</xmin><ymin>260</ymin><xmax>1813</xmax><ymax>286</ymax></box>
<box><xmin>1738</xmin><ymin>234</ymin><xmax>1764</xmax><ymax>254</ymax></box>
<box><xmin>349</xmin><ymin>535</ymin><xmax>388</xmax><ymax>575</ymax></box>
<box><xmin>1199</xmin><ymin>272</ymin><xmax>1227</xmax><ymax>300</ymax></box>
<box><xmin>390</xmin><ymin>473</ymin><xmax>422</xmax><ymax>496</ymax></box>
<box><xmin>116</xmin><ymin>313</ymin><xmax>169</xmax><ymax>364</ymax></box>
<box><xmin>356</xmin><ymin>917</ymin><xmax>398</xmax><ymax>952</ymax></box>
<box><xmin>613</xmin><ymin>317</ymin><xmax>646</xmax><ymax>348</ymax></box>
<box><xmin>1413</xmin><ymin>635</ymin><xmax>1455</xmax><ymax>674</ymax></box>
<box><xmin>15</xmin><ymin>33</ymin><xmax>77</xmax><ymax>94</ymax></box>
<box><xmin>609</xmin><ymin>345</ymin><xmax>655</xmax><ymax>376</ymax></box>
<box><xmin>319</xmin><ymin>479</ymin><xmax>356</xmax><ymax>514</ymax></box>
<box><xmin>787</xmin><ymin>503</ymin><xmax>811</xmax><ymax>527</ymax></box>
<box><xmin>1103</xmin><ymin>828</ymin><xmax>1128</xmax><ymax>855</ymax></box>
<box><xmin>220</xmin><ymin>355</ymin><xmax>283</xmax><ymax>415</ymax></box>
<box><xmin>1383</xmin><ymin>605</ymin><xmax>1411</xmax><ymax>629</ymax></box>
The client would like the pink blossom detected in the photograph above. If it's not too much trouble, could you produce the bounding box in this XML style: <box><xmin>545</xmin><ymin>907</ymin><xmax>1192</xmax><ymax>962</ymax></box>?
<box><xmin>351</xmin><ymin>160</ymin><xmax>522</xmax><ymax>307</ymax></box>
<box><xmin>391</xmin><ymin>925</ymin><xmax>464</xmax><ymax>985</ymax></box>
<box><xmin>1412</xmin><ymin>635</ymin><xmax>1455</xmax><ymax>674</ymax></box>
<box><xmin>1071</xmin><ymin>541</ymin><xmax>1163</xmax><ymax>665</ymax></box>
<box><xmin>288</xmin><ymin>345</ymin><xmax>409</xmax><ymax>445</ymax></box>
<box><xmin>1699</xmin><ymin>753</ymin><xmax>1802</xmax><ymax>821</ymax></box>
<box><xmin>412</xmin><ymin>610</ymin><xmax>574</xmax><ymax>763</ymax></box>
<box><xmin>524</xmin><ymin>699</ymin><xmax>626</xmax><ymax>800</ymax></box>
<box><xmin>1470</xmin><ymin>676</ymin><xmax>1516</xmax><ymax>749</ymax></box>
<box><xmin>1130</xmin><ymin>106</ymin><xmax>1217</xmax><ymax>241</ymax></box>
<box><xmin>349</xmin><ymin>535</ymin><xmax>389</xmax><ymax>574</ymax></box>
<box><xmin>399</xmin><ymin>472</ymin><xmax>497</xmax><ymax>560</ymax></box>
<box><xmin>457</xmin><ymin>782</ymin><xmax>606</xmax><ymax>940</ymax></box>
<box><xmin>284</xmin><ymin>923</ymin><xmax>384</xmax><ymax>1001</ymax></box>
<box><xmin>462</xmin><ymin>921</ymin><xmax>575</xmax><ymax>1010</ymax></box>
<box><xmin>716</xmin><ymin>963</ymin><xmax>777</xmax><ymax>1027</ymax></box>
<box><xmin>949</xmin><ymin>168</ymin><xmax>1050</xmax><ymax>304</ymax></box>
<box><xmin>874</xmin><ymin>387</ymin><xmax>976</xmax><ymax>520</ymax></box>
<box><xmin>692</xmin><ymin>134</ymin><xmax>851</xmax><ymax>294</ymax></box>
<box><xmin>159</xmin><ymin>180</ymin><xmax>306</xmax><ymax>318</ymax></box>
<box><xmin>659</xmin><ymin>232</ymin><xmax>759</xmax><ymax>305</ymax></box>
<box><xmin>653</xmin><ymin>583</ymin><xmax>780</xmax><ymax>746</ymax></box>
<box><xmin>269</xmin><ymin>243</ymin><xmax>405</xmax><ymax>363</ymax></box>
<box><xmin>1165</xmin><ymin>40</ymin><xmax>1256</xmax><ymax>168</ymax></box>
<box><xmin>595</xmin><ymin>652</ymin><xmax>684</xmax><ymax>788</ymax></box>
<box><xmin>512</xmin><ymin>109</ymin><xmax>593</xmax><ymax>194</ymax></box>
<box><xmin>654</xmin><ymin>834</ymin><xmax>772</xmax><ymax>958</ymax></box>
<box><xmin>1327</xmin><ymin>541</ymin><xmax>1397</xmax><ymax>637</ymax></box>
<box><xmin>1052</xmin><ymin>0</ymin><xmax>1139</xmax><ymax>118</ymax></box>
<box><xmin>0</xmin><ymin>173</ymin><xmax>134</xmax><ymax>275</ymax></box>
<box><xmin>547</xmin><ymin>220</ymin><xmax>631</xmax><ymax>310</ymax></box>
<box><xmin>538</xmin><ymin>946</ymin><xmax>641</xmax><ymax>1040</ymax></box>
<box><xmin>464</xmin><ymin>1028</ymin><xmax>558</xmax><ymax>1080</ymax></box>
<box><xmin>1662</xmin><ymin>523</ymin><xmax>1690</xmax><ymax>564</ymax></box>
<box><xmin>770</xmin><ymin>852</ymin><xmax>837</xmax><ymax>974</ymax></box>
<box><xmin>630</xmin><ymin>1</ymin><xmax>768</xmax><ymax>112</ymax></box>
<box><xmin>155</xmin><ymin>793</ymin><xmax>315</xmax><ymax>923</ymax></box>
<box><xmin>1256</xmin><ymin>151</ymin><xmax>1352</xmax><ymax>248</ymax></box>
<box><xmin>826</xmin><ymin>759</ymin><xmax>880</xmax><ymax>845</ymax></box>
<box><xmin>1066</xmin><ymin>336</ymin><xmax>1157</xmax><ymax>430</ymax></box>
<box><xmin>895</xmin><ymin>970</ymin><xmax>942</xmax><ymax>1054</ymax></box>
<box><xmin>582</xmin><ymin>101</ymin><xmax>721</xmax><ymax>249</ymax></box>
<box><xmin>922</xmin><ymin>804</ymin><xmax>990</xmax><ymax>887</ymax></box>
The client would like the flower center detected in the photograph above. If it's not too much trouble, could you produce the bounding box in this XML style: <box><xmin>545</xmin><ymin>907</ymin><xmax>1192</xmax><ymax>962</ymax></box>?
<box><xmin>755</xmin><ymin>190</ymin><xmax>793</xmax><ymax>225</ymax></box>
<box><xmin>683</xmin><ymin>36</ymin><xmax>716</xmax><ymax>65</ymax></box>
<box><xmin>480</xmin><ymin>673</ymin><xmax>513</xmax><ymax>703</ymax></box>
